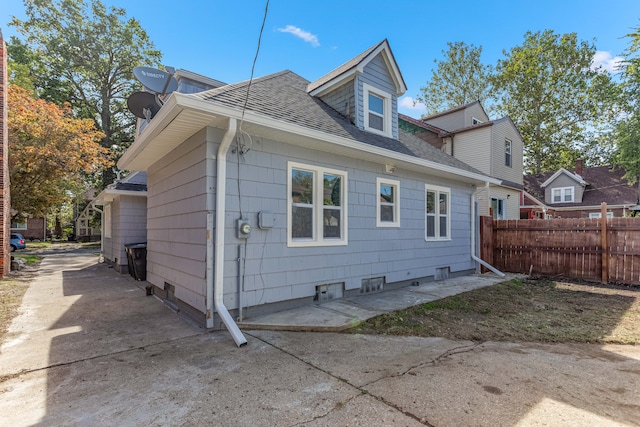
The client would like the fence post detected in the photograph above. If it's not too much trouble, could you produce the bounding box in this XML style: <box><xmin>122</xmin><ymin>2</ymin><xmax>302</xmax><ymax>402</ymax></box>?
<box><xmin>480</xmin><ymin>216</ymin><xmax>494</xmax><ymax>271</ymax></box>
<box><xmin>601</xmin><ymin>202</ymin><xmax>608</xmax><ymax>284</ymax></box>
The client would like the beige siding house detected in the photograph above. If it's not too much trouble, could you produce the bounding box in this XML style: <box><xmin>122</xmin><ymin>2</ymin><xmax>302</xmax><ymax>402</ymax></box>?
<box><xmin>400</xmin><ymin>101</ymin><xmax>524</xmax><ymax>220</ymax></box>
<box><xmin>94</xmin><ymin>171</ymin><xmax>147</xmax><ymax>274</ymax></box>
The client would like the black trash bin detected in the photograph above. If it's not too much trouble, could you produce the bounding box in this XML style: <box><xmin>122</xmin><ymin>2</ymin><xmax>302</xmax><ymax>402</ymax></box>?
<box><xmin>125</xmin><ymin>242</ymin><xmax>147</xmax><ymax>281</ymax></box>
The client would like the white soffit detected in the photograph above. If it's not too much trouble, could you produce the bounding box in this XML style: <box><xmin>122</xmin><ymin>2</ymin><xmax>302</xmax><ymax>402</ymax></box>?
<box><xmin>121</xmin><ymin>109</ymin><xmax>216</xmax><ymax>171</ymax></box>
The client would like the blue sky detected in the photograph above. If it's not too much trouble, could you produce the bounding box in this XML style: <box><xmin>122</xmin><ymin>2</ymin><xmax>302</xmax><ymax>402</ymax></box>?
<box><xmin>2</xmin><ymin>0</ymin><xmax>639</xmax><ymax>118</ymax></box>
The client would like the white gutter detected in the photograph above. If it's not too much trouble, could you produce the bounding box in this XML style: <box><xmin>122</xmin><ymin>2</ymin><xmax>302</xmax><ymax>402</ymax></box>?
<box><xmin>470</xmin><ymin>183</ymin><xmax>505</xmax><ymax>278</ymax></box>
<box><xmin>119</xmin><ymin>93</ymin><xmax>501</xmax><ymax>187</ymax></box>
<box><xmin>207</xmin><ymin>118</ymin><xmax>247</xmax><ymax>347</ymax></box>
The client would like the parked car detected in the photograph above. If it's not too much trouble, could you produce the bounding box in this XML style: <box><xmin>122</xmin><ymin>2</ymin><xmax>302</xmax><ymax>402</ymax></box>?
<box><xmin>10</xmin><ymin>233</ymin><xmax>26</xmax><ymax>252</ymax></box>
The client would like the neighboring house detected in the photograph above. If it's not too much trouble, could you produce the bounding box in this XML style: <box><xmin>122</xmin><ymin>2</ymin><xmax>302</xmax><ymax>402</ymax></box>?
<box><xmin>93</xmin><ymin>171</ymin><xmax>147</xmax><ymax>273</ymax></box>
<box><xmin>399</xmin><ymin>101</ymin><xmax>524</xmax><ymax>220</ymax></box>
<box><xmin>10</xmin><ymin>216</ymin><xmax>47</xmax><ymax>240</ymax></box>
<box><xmin>75</xmin><ymin>205</ymin><xmax>100</xmax><ymax>241</ymax></box>
<box><xmin>523</xmin><ymin>160</ymin><xmax>640</xmax><ymax>218</ymax></box>
<box><xmin>117</xmin><ymin>39</ymin><xmax>500</xmax><ymax>340</ymax></box>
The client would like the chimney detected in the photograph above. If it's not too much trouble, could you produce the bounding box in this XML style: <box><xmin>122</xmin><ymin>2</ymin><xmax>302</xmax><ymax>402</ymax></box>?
<box><xmin>575</xmin><ymin>159</ymin><xmax>583</xmax><ymax>176</ymax></box>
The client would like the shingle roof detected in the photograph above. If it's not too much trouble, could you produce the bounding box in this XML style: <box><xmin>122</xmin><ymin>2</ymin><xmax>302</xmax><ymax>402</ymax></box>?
<box><xmin>191</xmin><ymin>70</ymin><xmax>484</xmax><ymax>176</ymax></box>
<box><xmin>422</xmin><ymin>100</ymin><xmax>482</xmax><ymax>121</ymax></box>
<box><xmin>398</xmin><ymin>113</ymin><xmax>447</xmax><ymax>135</ymax></box>
<box><xmin>524</xmin><ymin>166</ymin><xmax>638</xmax><ymax>207</ymax></box>
<box><xmin>306</xmin><ymin>40</ymin><xmax>384</xmax><ymax>94</ymax></box>
<box><xmin>111</xmin><ymin>182</ymin><xmax>147</xmax><ymax>192</ymax></box>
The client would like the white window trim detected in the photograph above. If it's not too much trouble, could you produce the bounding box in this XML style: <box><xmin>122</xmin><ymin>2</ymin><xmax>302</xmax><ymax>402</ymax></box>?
<box><xmin>505</xmin><ymin>139</ymin><xmax>512</xmax><ymax>168</ymax></box>
<box><xmin>425</xmin><ymin>184</ymin><xmax>451</xmax><ymax>241</ymax></box>
<box><xmin>104</xmin><ymin>204</ymin><xmax>112</xmax><ymax>238</ymax></box>
<box><xmin>472</xmin><ymin>117</ymin><xmax>483</xmax><ymax>125</ymax></box>
<box><xmin>551</xmin><ymin>186</ymin><xmax>575</xmax><ymax>203</ymax></box>
<box><xmin>589</xmin><ymin>212</ymin><xmax>613</xmax><ymax>219</ymax></box>
<box><xmin>363</xmin><ymin>82</ymin><xmax>392</xmax><ymax>137</ymax></box>
<box><xmin>287</xmin><ymin>161</ymin><xmax>348</xmax><ymax>247</ymax></box>
<box><xmin>376</xmin><ymin>177</ymin><xmax>400</xmax><ymax>227</ymax></box>
<box><xmin>11</xmin><ymin>222</ymin><xmax>27</xmax><ymax>230</ymax></box>
<box><xmin>491</xmin><ymin>197</ymin><xmax>506</xmax><ymax>220</ymax></box>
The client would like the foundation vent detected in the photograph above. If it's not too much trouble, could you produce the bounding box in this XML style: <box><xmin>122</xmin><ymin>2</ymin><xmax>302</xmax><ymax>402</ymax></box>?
<box><xmin>435</xmin><ymin>267</ymin><xmax>450</xmax><ymax>281</ymax></box>
<box><xmin>315</xmin><ymin>282</ymin><xmax>344</xmax><ymax>302</ymax></box>
<box><xmin>360</xmin><ymin>276</ymin><xmax>384</xmax><ymax>294</ymax></box>
<box><xmin>164</xmin><ymin>282</ymin><xmax>176</xmax><ymax>303</ymax></box>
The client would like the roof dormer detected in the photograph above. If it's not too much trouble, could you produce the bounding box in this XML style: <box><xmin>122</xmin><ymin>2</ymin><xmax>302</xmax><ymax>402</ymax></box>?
<box><xmin>307</xmin><ymin>39</ymin><xmax>406</xmax><ymax>139</ymax></box>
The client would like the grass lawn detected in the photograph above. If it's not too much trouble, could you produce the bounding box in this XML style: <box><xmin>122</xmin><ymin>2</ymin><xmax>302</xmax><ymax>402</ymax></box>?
<box><xmin>350</xmin><ymin>277</ymin><xmax>640</xmax><ymax>345</ymax></box>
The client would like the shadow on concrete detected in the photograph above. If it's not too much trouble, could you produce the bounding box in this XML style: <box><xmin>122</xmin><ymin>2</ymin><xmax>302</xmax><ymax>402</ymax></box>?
<box><xmin>1</xmin><ymin>251</ymin><xmax>638</xmax><ymax>426</ymax></box>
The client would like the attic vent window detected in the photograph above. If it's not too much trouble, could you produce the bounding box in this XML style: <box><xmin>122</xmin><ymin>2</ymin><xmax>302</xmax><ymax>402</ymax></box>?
<box><xmin>363</xmin><ymin>83</ymin><xmax>392</xmax><ymax>137</ymax></box>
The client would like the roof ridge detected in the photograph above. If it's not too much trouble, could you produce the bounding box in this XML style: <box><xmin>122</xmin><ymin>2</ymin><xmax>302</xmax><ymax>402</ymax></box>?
<box><xmin>306</xmin><ymin>39</ymin><xmax>387</xmax><ymax>93</ymax></box>
<box><xmin>190</xmin><ymin>70</ymin><xmax>302</xmax><ymax>99</ymax></box>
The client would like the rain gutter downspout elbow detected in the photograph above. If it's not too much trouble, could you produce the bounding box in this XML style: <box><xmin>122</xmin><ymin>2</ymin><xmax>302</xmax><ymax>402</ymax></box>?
<box><xmin>207</xmin><ymin>118</ymin><xmax>247</xmax><ymax>347</ymax></box>
<box><xmin>471</xmin><ymin>182</ymin><xmax>506</xmax><ymax>278</ymax></box>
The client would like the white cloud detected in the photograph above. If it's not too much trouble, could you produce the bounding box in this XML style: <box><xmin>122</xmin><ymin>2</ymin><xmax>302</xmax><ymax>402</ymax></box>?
<box><xmin>591</xmin><ymin>51</ymin><xmax>624</xmax><ymax>73</ymax></box>
<box><xmin>399</xmin><ymin>96</ymin><xmax>426</xmax><ymax>111</ymax></box>
<box><xmin>277</xmin><ymin>25</ymin><xmax>320</xmax><ymax>47</ymax></box>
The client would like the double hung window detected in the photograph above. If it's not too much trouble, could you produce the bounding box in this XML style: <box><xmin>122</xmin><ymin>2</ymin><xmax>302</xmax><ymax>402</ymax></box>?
<box><xmin>363</xmin><ymin>83</ymin><xmax>392</xmax><ymax>137</ymax></box>
<box><xmin>425</xmin><ymin>185</ymin><xmax>450</xmax><ymax>240</ymax></box>
<box><xmin>289</xmin><ymin>162</ymin><xmax>347</xmax><ymax>247</ymax></box>
<box><xmin>552</xmin><ymin>187</ymin><xmax>574</xmax><ymax>203</ymax></box>
<box><xmin>376</xmin><ymin>178</ymin><xmax>400</xmax><ymax>227</ymax></box>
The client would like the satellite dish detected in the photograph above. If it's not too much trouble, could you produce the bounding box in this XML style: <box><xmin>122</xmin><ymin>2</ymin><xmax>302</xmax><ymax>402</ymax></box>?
<box><xmin>127</xmin><ymin>92</ymin><xmax>161</xmax><ymax>120</ymax></box>
<box><xmin>133</xmin><ymin>66</ymin><xmax>178</xmax><ymax>94</ymax></box>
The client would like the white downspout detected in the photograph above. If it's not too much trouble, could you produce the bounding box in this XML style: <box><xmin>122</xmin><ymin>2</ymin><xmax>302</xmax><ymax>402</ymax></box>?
<box><xmin>207</xmin><ymin>118</ymin><xmax>247</xmax><ymax>347</ymax></box>
<box><xmin>470</xmin><ymin>183</ymin><xmax>505</xmax><ymax>277</ymax></box>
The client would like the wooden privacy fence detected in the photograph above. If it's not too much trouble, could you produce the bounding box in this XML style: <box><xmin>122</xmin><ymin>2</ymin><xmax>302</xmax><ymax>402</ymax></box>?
<box><xmin>480</xmin><ymin>215</ymin><xmax>640</xmax><ymax>285</ymax></box>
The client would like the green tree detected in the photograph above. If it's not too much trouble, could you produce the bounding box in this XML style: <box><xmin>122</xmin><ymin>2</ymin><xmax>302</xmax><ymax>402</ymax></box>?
<box><xmin>10</xmin><ymin>0</ymin><xmax>162</xmax><ymax>187</ymax></box>
<box><xmin>6</xmin><ymin>36</ymin><xmax>76</xmax><ymax>105</ymax></box>
<box><xmin>493</xmin><ymin>30</ymin><xmax>619</xmax><ymax>174</ymax></box>
<box><xmin>613</xmin><ymin>25</ymin><xmax>640</xmax><ymax>193</ymax></box>
<box><xmin>7</xmin><ymin>85</ymin><xmax>113</xmax><ymax>220</ymax></box>
<box><xmin>417</xmin><ymin>41</ymin><xmax>494</xmax><ymax>116</ymax></box>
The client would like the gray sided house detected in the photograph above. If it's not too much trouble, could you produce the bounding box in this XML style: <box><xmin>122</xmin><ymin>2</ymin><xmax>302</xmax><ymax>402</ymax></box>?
<box><xmin>523</xmin><ymin>162</ymin><xmax>640</xmax><ymax>218</ymax></box>
<box><xmin>94</xmin><ymin>171</ymin><xmax>147</xmax><ymax>273</ymax></box>
<box><xmin>118</xmin><ymin>40</ymin><xmax>500</xmax><ymax>345</ymax></box>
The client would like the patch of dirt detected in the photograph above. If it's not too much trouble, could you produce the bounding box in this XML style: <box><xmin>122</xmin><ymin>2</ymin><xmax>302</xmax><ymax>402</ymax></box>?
<box><xmin>0</xmin><ymin>262</ymin><xmax>40</xmax><ymax>342</ymax></box>
<box><xmin>350</xmin><ymin>278</ymin><xmax>640</xmax><ymax>344</ymax></box>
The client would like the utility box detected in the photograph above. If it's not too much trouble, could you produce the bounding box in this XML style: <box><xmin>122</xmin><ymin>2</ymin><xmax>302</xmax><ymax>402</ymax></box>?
<box><xmin>258</xmin><ymin>211</ymin><xmax>276</xmax><ymax>229</ymax></box>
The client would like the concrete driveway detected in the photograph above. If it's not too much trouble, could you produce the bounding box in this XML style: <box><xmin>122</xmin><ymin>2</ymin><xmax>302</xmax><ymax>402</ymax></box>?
<box><xmin>1</xmin><ymin>250</ymin><xmax>639</xmax><ymax>426</ymax></box>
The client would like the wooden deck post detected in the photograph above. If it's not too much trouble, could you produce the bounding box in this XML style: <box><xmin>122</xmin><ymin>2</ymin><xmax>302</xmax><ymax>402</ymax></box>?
<box><xmin>601</xmin><ymin>202</ymin><xmax>608</xmax><ymax>284</ymax></box>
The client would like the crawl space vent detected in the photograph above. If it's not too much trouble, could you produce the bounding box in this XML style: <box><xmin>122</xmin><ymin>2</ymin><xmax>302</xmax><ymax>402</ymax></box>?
<box><xmin>315</xmin><ymin>283</ymin><xmax>344</xmax><ymax>302</ymax></box>
<box><xmin>435</xmin><ymin>267</ymin><xmax>450</xmax><ymax>281</ymax></box>
<box><xmin>360</xmin><ymin>277</ymin><xmax>384</xmax><ymax>294</ymax></box>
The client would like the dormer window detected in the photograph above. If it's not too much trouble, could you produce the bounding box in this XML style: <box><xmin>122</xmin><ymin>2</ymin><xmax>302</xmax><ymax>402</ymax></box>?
<box><xmin>552</xmin><ymin>187</ymin><xmax>574</xmax><ymax>203</ymax></box>
<box><xmin>363</xmin><ymin>83</ymin><xmax>392</xmax><ymax>137</ymax></box>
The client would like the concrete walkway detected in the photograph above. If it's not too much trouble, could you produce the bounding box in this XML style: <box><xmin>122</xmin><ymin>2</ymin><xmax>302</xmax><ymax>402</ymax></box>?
<box><xmin>1</xmin><ymin>251</ymin><xmax>639</xmax><ymax>426</ymax></box>
<box><xmin>239</xmin><ymin>274</ymin><xmax>510</xmax><ymax>331</ymax></box>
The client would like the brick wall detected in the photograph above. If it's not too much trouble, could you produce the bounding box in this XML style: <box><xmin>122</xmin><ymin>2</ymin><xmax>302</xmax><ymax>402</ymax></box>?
<box><xmin>0</xmin><ymin>29</ymin><xmax>11</xmax><ymax>276</ymax></box>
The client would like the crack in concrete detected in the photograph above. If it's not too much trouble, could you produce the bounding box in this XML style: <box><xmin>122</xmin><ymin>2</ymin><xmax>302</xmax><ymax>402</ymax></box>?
<box><xmin>354</xmin><ymin>341</ymin><xmax>485</xmax><ymax>426</ymax></box>
<box><xmin>0</xmin><ymin>332</ymin><xmax>205</xmax><ymax>383</ymax></box>
<box><xmin>248</xmin><ymin>331</ymin><xmax>438</xmax><ymax>425</ymax></box>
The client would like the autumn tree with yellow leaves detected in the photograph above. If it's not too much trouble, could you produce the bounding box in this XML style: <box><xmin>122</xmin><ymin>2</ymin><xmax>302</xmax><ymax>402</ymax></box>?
<box><xmin>7</xmin><ymin>85</ymin><xmax>113</xmax><ymax>220</ymax></box>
